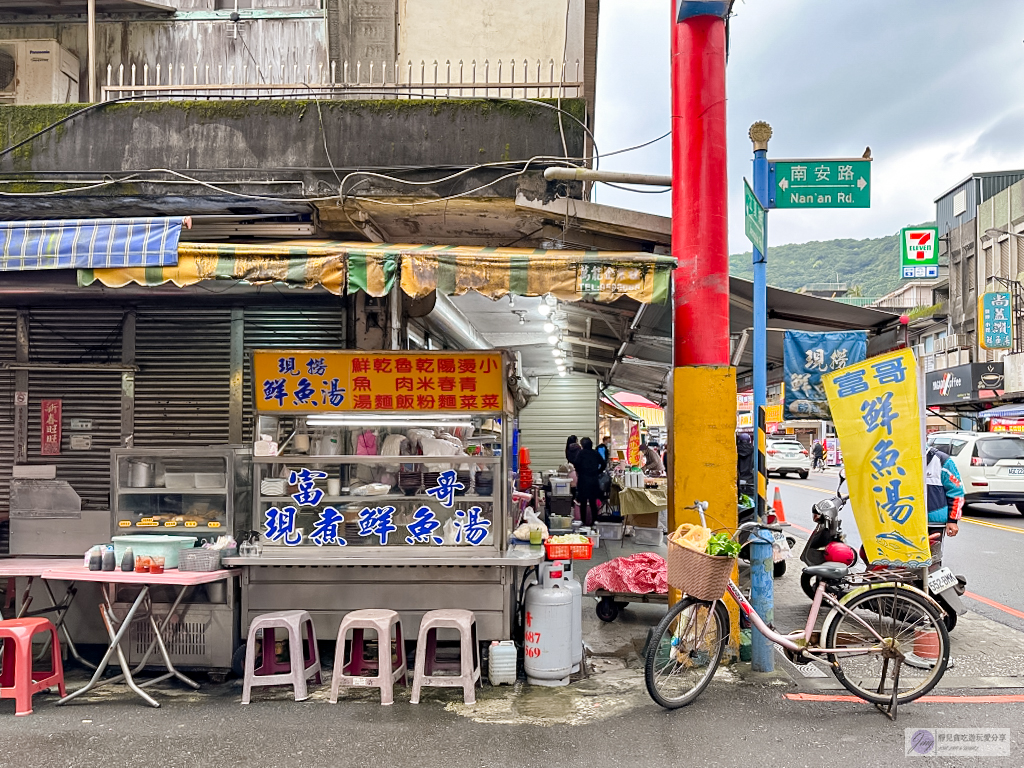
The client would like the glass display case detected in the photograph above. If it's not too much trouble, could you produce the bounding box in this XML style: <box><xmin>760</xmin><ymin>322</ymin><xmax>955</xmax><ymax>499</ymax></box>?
<box><xmin>250</xmin><ymin>415</ymin><xmax>506</xmax><ymax>551</ymax></box>
<box><xmin>110</xmin><ymin>447</ymin><xmax>236</xmax><ymax>538</ymax></box>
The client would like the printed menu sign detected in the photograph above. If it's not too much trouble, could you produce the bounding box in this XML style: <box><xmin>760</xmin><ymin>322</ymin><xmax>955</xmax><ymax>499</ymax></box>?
<box><xmin>253</xmin><ymin>350</ymin><xmax>505</xmax><ymax>413</ymax></box>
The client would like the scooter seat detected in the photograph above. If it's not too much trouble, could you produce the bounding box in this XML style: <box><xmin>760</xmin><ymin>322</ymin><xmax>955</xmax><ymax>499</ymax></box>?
<box><xmin>801</xmin><ymin>563</ymin><xmax>851</xmax><ymax>582</ymax></box>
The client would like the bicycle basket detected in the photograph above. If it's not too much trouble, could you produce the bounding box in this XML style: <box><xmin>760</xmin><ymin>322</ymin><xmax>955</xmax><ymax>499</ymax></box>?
<box><xmin>667</xmin><ymin>539</ymin><xmax>734</xmax><ymax>601</ymax></box>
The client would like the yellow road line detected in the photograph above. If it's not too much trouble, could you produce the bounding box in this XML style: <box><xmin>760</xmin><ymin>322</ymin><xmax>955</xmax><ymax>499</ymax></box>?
<box><xmin>961</xmin><ymin>517</ymin><xmax>1024</xmax><ymax>535</ymax></box>
<box><xmin>774</xmin><ymin>478</ymin><xmax>831</xmax><ymax>494</ymax></box>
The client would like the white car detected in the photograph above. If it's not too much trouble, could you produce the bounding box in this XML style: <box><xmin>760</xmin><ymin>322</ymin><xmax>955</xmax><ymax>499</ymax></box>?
<box><xmin>927</xmin><ymin>431</ymin><xmax>1024</xmax><ymax>514</ymax></box>
<box><xmin>766</xmin><ymin>438</ymin><xmax>810</xmax><ymax>479</ymax></box>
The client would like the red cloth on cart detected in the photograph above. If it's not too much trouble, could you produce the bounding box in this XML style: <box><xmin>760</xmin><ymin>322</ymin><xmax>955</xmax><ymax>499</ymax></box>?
<box><xmin>584</xmin><ymin>553</ymin><xmax>667</xmax><ymax>594</ymax></box>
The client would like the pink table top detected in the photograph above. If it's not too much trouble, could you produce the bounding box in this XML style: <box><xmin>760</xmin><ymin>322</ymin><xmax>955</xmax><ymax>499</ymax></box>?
<box><xmin>41</xmin><ymin>566</ymin><xmax>233</xmax><ymax>586</ymax></box>
<box><xmin>0</xmin><ymin>557</ymin><xmax>83</xmax><ymax>577</ymax></box>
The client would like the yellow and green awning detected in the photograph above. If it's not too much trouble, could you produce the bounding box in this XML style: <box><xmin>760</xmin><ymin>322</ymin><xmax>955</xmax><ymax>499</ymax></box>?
<box><xmin>78</xmin><ymin>241</ymin><xmax>674</xmax><ymax>304</ymax></box>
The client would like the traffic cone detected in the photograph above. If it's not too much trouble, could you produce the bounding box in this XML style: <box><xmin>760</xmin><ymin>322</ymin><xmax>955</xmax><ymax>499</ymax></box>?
<box><xmin>772</xmin><ymin>486</ymin><xmax>789</xmax><ymax>525</ymax></box>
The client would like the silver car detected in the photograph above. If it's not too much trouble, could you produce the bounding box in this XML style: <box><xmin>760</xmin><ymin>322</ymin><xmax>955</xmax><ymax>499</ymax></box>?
<box><xmin>766</xmin><ymin>438</ymin><xmax>811</xmax><ymax>479</ymax></box>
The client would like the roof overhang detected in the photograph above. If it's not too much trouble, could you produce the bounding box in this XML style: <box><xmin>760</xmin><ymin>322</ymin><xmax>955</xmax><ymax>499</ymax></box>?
<box><xmin>0</xmin><ymin>0</ymin><xmax>175</xmax><ymax>13</ymax></box>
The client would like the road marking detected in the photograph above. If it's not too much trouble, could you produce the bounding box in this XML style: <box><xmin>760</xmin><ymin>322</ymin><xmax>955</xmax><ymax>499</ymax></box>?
<box><xmin>774</xmin><ymin>479</ymin><xmax>833</xmax><ymax>494</ymax></box>
<box><xmin>961</xmin><ymin>518</ymin><xmax>1024</xmax><ymax>535</ymax></box>
<box><xmin>788</xmin><ymin>522</ymin><xmax>813</xmax><ymax>535</ymax></box>
<box><xmin>964</xmin><ymin>591</ymin><xmax>1024</xmax><ymax>621</ymax></box>
<box><xmin>785</xmin><ymin>693</ymin><xmax>1024</xmax><ymax>704</ymax></box>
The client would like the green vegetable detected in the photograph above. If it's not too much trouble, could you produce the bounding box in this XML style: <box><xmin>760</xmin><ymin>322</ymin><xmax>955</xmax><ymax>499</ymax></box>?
<box><xmin>705</xmin><ymin>532</ymin><xmax>740</xmax><ymax>558</ymax></box>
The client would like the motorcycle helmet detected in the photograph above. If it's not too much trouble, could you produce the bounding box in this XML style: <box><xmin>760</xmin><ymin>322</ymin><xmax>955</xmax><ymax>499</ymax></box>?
<box><xmin>824</xmin><ymin>541</ymin><xmax>857</xmax><ymax>566</ymax></box>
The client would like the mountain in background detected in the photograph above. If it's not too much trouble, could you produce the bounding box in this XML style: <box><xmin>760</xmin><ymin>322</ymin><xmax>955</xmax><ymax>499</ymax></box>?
<box><xmin>728</xmin><ymin>222</ymin><xmax>935</xmax><ymax>298</ymax></box>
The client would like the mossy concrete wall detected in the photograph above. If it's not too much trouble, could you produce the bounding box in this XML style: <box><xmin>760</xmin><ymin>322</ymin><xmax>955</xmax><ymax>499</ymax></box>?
<box><xmin>0</xmin><ymin>99</ymin><xmax>586</xmax><ymax>177</ymax></box>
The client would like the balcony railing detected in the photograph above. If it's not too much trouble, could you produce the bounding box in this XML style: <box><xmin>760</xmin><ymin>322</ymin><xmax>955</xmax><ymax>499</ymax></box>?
<box><xmin>102</xmin><ymin>58</ymin><xmax>583</xmax><ymax>101</ymax></box>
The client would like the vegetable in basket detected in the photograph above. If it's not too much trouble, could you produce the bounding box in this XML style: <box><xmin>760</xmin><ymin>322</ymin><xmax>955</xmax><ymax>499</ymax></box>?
<box><xmin>705</xmin><ymin>532</ymin><xmax>740</xmax><ymax>558</ymax></box>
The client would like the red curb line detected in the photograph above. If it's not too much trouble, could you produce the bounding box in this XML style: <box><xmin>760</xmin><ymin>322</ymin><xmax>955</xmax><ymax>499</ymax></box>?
<box><xmin>786</xmin><ymin>693</ymin><xmax>1024</xmax><ymax>704</ymax></box>
<box><xmin>964</xmin><ymin>591</ymin><xmax>1024</xmax><ymax>621</ymax></box>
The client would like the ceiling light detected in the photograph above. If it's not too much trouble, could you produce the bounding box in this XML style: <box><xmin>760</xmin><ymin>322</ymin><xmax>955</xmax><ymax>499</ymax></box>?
<box><xmin>547</xmin><ymin>334</ymin><xmax>560</xmax><ymax>345</ymax></box>
<box><xmin>508</xmin><ymin>294</ymin><xmax>515</xmax><ymax>308</ymax></box>
<box><xmin>552</xmin><ymin>348</ymin><xmax>562</xmax><ymax>358</ymax></box>
<box><xmin>543</xmin><ymin>321</ymin><xmax>555</xmax><ymax>333</ymax></box>
<box><xmin>538</xmin><ymin>303</ymin><xmax>551</xmax><ymax>317</ymax></box>
<box><xmin>519</xmin><ymin>315</ymin><xmax>526</xmax><ymax>325</ymax></box>
<box><xmin>558</xmin><ymin>370</ymin><xmax>566</xmax><ymax>377</ymax></box>
<box><xmin>544</xmin><ymin>294</ymin><xmax>557</xmax><ymax>308</ymax></box>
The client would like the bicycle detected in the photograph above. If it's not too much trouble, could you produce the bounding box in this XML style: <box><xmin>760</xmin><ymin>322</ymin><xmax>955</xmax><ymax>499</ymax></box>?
<box><xmin>645</xmin><ymin>503</ymin><xmax>950</xmax><ymax>720</ymax></box>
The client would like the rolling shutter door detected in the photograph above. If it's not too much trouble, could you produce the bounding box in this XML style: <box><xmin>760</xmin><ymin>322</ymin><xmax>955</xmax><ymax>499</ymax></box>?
<box><xmin>26</xmin><ymin>308</ymin><xmax>126</xmax><ymax>510</ymax></box>
<box><xmin>0</xmin><ymin>310</ymin><xmax>15</xmax><ymax>552</ymax></box>
<box><xmin>242</xmin><ymin>304</ymin><xmax>347</xmax><ymax>441</ymax></box>
<box><xmin>133</xmin><ymin>307</ymin><xmax>232</xmax><ymax>446</ymax></box>
<box><xmin>518</xmin><ymin>376</ymin><xmax>599</xmax><ymax>473</ymax></box>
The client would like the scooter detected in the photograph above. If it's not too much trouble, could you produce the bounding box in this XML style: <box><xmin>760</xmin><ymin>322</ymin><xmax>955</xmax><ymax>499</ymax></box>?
<box><xmin>738</xmin><ymin>494</ymin><xmax>797</xmax><ymax>578</ymax></box>
<box><xmin>800</xmin><ymin>474</ymin><xmax>967</xmax><ymax>632</ymax></box>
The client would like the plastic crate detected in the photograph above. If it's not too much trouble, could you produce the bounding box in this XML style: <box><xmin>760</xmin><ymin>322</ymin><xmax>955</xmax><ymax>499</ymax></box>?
<box><xmin>544</xmin><ymin>539</ymin><xmax>593</xmax><ymax>561</ymax></box>
<box><xmin>632</xmin><ymin>527</ymin><xmax>664</xmax><ymax>547</ymax></box>
<box><xmin>178</xmin><ymin>548</ymin><xmax>222</xmax><ymax>572</ymax></box>
<box><xmin>595</xmin><ymin>521</ymin><xmax>624</xmax><ymax>541</ymax></box>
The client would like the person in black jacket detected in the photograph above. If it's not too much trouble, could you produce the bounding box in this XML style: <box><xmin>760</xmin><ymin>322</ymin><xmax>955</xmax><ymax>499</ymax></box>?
<box><xmin>573</xmin><ymin>437</ymin><xmax>606</xmax><ymax>526</ymax></box>
<box><xmin>565</xmin><ymin>435</ymin><xmax>581</xmax><ymax>466</ymax></box>
<box><xmin>736</xmin><ymin>433</ymin><xmax>754</xmax><ymax>498</ymax></box>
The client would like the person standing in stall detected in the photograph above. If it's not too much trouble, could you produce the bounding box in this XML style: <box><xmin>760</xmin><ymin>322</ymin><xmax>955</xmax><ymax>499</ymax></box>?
<box><xmin>573</xmin><ymin>437</ymin><xmax>606</xmax><ymax>526</ymax></box>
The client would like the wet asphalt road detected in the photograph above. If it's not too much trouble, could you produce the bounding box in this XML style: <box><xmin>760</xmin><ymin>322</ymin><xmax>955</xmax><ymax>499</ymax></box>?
<box><xmin>771</xmin><ymin>471</ymin><xmax>1024</xmax><ymax>633</ymax></box>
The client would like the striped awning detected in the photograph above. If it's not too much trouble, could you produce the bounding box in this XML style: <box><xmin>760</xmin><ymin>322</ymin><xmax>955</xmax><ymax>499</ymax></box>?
<box><xmin>78</xmin><ymin>241</ymin><xmax>674</xmax><ymax>304</ymax></box>
<box><xmin>1</xmin><ymin>217</ymin><xmax>184</xmax><ymax>271</ymax></box>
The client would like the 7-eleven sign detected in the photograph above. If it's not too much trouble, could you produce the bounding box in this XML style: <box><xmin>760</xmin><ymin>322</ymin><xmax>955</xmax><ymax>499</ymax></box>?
<box><xmin>901</xmin><ymin>226</ymin><xmax>939</xmax><ymax>279</ymax></box>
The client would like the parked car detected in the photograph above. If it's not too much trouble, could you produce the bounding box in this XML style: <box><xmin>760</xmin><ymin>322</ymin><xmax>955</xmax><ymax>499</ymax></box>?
<box><xmin>927</xmin><ymin>431</ymin><xmax>1024</xmax><ymax>514</ymax></box>
<box><xmin>765</xmin><ymin>438</ymin><xmax>810</xmax><ymax>478</ymax></box>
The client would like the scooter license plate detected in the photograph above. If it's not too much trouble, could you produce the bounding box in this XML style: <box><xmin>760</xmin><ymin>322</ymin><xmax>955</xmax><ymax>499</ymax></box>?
<box><xmin>928</xmin><ymin>566</ymin><xmax>958</xmax><ymax>594</ymax></box>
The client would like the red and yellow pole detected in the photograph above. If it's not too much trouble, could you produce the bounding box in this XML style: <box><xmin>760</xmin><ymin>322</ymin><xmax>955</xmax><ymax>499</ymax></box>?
<box><xmin>667</xmin><ymin>2</ymin><xmax>738</xmax><ymax>634</ymax></box>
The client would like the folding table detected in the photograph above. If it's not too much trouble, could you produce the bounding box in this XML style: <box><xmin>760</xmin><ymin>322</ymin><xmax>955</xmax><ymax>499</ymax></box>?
<box><xmin>41</xmin><ymin>566</ymin><xmax>233</xmax><ymax>708</ymax></box>
<box><xmin>0</xmin><ymin>557</ymin><xmax>94</xmax><ymax>668</ymax></box>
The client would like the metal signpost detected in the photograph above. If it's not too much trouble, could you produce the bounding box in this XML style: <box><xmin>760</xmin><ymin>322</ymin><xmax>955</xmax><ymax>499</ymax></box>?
<box><xmin>744</xmin><ymin>126</ymin><xmax>872</xmax><ymax>673</ymax></box>
<box><xmin>901</xmin><ymin>226</ymin><xmax>940</xmax><ymax>279</ymax></box>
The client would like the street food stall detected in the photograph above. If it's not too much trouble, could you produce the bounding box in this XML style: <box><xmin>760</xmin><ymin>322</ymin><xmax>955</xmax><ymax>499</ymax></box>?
<box><xmin>223</xmin><ymin>349</ymin><xmax>543</xmax><ymax>648</ymax></box>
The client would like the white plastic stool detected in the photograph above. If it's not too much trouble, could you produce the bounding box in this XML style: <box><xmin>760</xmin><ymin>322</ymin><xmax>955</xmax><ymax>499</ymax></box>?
<box><xmin>241</xmin><ymin>610</ymin><xmax>322</xmax><ymax>704</ymax></box>
<box><xmin>330</xmin><ymin>609</ymin><xmax>408</xmax><ymax>706</ymax></box>
<box><xmin>410</xmin><ymin>609</ymin><xmax>481</xmax><ymax>705</ymax></box>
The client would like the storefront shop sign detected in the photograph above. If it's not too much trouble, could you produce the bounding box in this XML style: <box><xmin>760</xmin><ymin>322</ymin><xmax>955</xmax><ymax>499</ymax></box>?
<box><xmin>40</xmin><ymin>399</ymin><xmax>61</xmax><ymax>456</ymax></box>
<box><xmin>823</xmin><ymin>349</ymin><xmax>930</xmax><ymax>568</ymax></box>
<box><xmin>925</xmin><ymin>363</ymin><xmax>1004</xmax><ymax>406</ymax></box>
<box><xmin>979</xmin><ymin>291</ymin><xmax>1013</xmax><ymax>350</ymax></box>
<box><xmin>253</xmin><ymin>351</ymin><xmax>504</xmax><ymax>414</ymax></box>
<box><xmin>263</xmin><ymin>468</ymin><xmax>489</xmax><ymax>547</ymax></box>
<box><xmin>989</xmin><ymin>417</ymin><xmax>1024</xmax><ymax>433</ymax></box>
<box><xmin>783</xmin><ymin>330</ymin><xmax>868</xmax><ymax>420</ymax></box>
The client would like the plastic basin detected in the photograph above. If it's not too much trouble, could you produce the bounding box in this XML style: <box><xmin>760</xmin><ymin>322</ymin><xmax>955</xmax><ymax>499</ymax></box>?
<box><xmin>112</xmin><ymin>535</ymin><xmax>198</xmax><ymax>569</ymax></box>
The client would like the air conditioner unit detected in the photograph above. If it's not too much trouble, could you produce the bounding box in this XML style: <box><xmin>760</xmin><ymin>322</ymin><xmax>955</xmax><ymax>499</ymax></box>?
<box><xmin>934</xmin><ymin>337</ymin><xmax>947</xmax><ymax>354</ymax></box>
<box><xmin>912</xmin><ymin>344</ymin><xmax>926</xmax><ymax>358</ymax></box>
<box><xmin>0</xmin><ymin>39</ymin><xmax>79</xmax><ymax>105</ymax></box>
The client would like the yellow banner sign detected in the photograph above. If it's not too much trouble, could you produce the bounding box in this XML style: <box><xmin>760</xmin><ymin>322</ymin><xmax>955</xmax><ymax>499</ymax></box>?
<box><xmin>253</xmin><ymin>350</ymin><xmax>504</xmax><ymax>413</ymax></box>
<box><xmin>823</xmin><ymin>348</ymin><xmax>930</xmax><ymax>567</ymax></box>
<box><xmin>765</xmin><ymin>404</ymin><xmax>783</xmax><ymax>424</ymax></box>
<box><xmin>627</xmin><ymin>422</ymin><xmax>641</xmax><ymax>466</ymax></box>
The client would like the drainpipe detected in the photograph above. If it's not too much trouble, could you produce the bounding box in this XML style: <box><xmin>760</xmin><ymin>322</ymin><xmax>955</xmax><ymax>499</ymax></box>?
<box><xmin>426</xmin><ymin>291</ymin><xmax>493</xmax><ymax>350</ymax></box>
<box><xmin>87</xmin><ymin>0</ymin><xmax>96</xmax><ymax>102</ymax></box>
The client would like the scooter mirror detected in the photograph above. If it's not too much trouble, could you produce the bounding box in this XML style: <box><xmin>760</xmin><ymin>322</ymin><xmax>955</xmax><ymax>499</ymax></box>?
<box><xmin>837</xmin><ymin>470</ymin><xmax>846</xmax><ymax>492</ymax></box>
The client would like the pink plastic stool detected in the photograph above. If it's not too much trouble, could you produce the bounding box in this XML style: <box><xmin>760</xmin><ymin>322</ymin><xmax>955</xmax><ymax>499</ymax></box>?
<box><xmin>242</xmin><ymin>611</ymin><xmax>322</xmax><ymax>704</ymax></box>
<box><xmin>330</xmin><ymin>609</ymin><xmax>408</xmax><ymax>706</ymax></box>
<box><xmin>0</xmin><ymin>618</ymin><xmax>66</xmax><ymax>716</ymax></box>
<box><xmin>410</xmin><ymin>609</ymin><xmax>480</xmax><ymax>705</ymax></box>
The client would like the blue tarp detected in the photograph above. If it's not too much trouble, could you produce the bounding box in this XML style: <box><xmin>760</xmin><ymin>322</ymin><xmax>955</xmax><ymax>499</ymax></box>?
<box><xmin>978</xmin><ymin>403</ymin><xmax>1024</xmax><ymax>420</ymax></box>
<box><xmin>783</xmin><ymin>330</ymin><xmax>868</xmax><ymax>420</ymax></box>
<box><xmin>0</xmin><ymin>217</ymin><xmax>184</xmax><ymax>271</ymax></box>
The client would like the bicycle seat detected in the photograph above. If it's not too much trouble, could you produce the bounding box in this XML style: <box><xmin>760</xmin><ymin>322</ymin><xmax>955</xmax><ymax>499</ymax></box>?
<box><xmin>801</xmin><ymin>563</ymin><xmax>851</xmax><ymax>582</ymax></box>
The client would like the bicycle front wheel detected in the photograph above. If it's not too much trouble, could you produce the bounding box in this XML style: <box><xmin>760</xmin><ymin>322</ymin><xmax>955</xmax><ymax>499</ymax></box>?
<box><xmin>644</xmin><ymin>597</ymin><xmax>727</xmax><ymax>709</ymax></box>
<box><xmin>825</xmin><ymin>585</ymin><xmax>949</xmax><ymax>705</ymax></box>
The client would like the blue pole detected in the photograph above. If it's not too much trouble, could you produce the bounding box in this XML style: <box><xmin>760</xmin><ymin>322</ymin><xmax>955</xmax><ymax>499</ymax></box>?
<box><xmin>750</xmin><ymin>144</ymin><xmax>775</xmax><ymax>673</ymax></box>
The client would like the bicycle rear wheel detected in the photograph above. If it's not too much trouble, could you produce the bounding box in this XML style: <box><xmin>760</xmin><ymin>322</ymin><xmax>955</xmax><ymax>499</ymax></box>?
<box><xmin>825</xmin><ymin>585</ymin><xmax>949</xmax><ymax>705</ymax></box>
<box><xmin>644</xmin><ymin>597</ymin><xmax>728</xmax><ymax>709</ymax></box>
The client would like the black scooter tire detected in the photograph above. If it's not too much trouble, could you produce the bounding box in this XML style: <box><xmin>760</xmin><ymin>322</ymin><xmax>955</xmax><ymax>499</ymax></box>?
<box><xmin>800</xmin><ymin>572</ymin><xmax>818</xmax><ymax>600</ymax></box>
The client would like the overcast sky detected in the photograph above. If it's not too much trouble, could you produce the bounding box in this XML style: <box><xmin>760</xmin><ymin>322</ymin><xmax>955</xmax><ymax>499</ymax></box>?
<box><xmin>593</xmin><ymin>0</ymin><xmax>1024</xmax><ymax>253</ymax></box>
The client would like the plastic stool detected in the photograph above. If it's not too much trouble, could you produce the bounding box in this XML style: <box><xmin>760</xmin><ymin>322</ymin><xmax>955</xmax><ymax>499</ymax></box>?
<box><xmin>241</xmin><ymin>611</ymin><xmax>321</xmax><ymax>704</ymax></box>
<box><xmin>330</xmin><ymin>609</ymin><xmax>407</xmax><ymax>706</ymax></box>
<box><xmin>410</xmin><ymin>609</ymin><xmax>480</xmax><ymax>705</ymax></box>
<box><xmin>0</xmin><ymin>618</ymin><xmax>66</xmax><ymax>716</ymax></box>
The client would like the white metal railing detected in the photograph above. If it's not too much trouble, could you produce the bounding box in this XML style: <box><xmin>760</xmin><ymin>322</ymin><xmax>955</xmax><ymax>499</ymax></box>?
<box><xmin>101</xmin><ymin>58</ymin><xmax>583</xmax><ymax>101</ymax></box>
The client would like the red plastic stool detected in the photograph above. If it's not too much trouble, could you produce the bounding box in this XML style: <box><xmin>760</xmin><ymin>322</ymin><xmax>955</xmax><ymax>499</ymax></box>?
<box><xmin>0</xmin><ymin>618</ymin><xmax>66</xmax><ymax>716</ymax></box>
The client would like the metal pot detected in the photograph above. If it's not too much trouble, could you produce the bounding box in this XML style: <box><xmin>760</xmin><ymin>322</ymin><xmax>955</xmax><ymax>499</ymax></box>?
<box><xmin>127</xmin><ymin>460</ymin><xmax>154</xmax><ymax>488</ymax></box>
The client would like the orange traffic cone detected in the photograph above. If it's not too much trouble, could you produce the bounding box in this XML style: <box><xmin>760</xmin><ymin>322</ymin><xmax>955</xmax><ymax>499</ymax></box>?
<box><xmin>772</xmin><ymin>486</ymin><xmax>789</xmax><ymax>525</ymax></box>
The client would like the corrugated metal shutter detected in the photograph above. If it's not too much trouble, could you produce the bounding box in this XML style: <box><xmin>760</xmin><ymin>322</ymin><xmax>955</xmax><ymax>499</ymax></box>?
<box><xmin>134</xmin><ymin>307</ymin><xmax>232</xmax><ymax>446</ymax></box>
<box><xmin>0</xmin><ymin>310</ymin><xmax>16</xmax><ymax>552</ymax></box>
<box><xmin>26</xmin><ymin>308</ymin><xmax>126</xmax><ymax>510</ymax></box>
<box><xmin>242</xmin><ymin>303</ymin><xmax>346</xmax><ymax>441</ymax></box>
<box><xmin>518</xmin><ymin>376</ymin><xmax>599</xmax><ymax>473</ymax></box>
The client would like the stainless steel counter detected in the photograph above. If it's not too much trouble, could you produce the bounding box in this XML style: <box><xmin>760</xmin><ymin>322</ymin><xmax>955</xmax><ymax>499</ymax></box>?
<box><xmin>223</xmin><ymin>544</ymin><xmax>544</xmax><ymax>568</ymax></box>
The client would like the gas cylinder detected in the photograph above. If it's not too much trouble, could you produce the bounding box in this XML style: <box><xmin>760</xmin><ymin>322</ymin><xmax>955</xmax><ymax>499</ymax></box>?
<box><xmin>560</xmin><ymin>560</ymin><xmax>583</xmax><ymax>672</ymax></box>
<box><xmin>524</xmin><ymin>561</ymin><xmax>573</xmax><ymax>686</ymax></box>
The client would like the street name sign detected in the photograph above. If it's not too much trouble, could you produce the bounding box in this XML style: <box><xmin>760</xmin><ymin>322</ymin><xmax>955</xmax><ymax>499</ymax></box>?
<box><xmin>744</xmin><ymin>177</ymin><xmax>767</xmax><ymax>255</ymax></box>
<box><xmin>769</xmin><ymin>159</ymin><xmax>871</xmax><ymax>208</ymax></box>
<box><xmin>900</xmin><ymin>226</ymin><xmax>939</xmax><ymax>279</ymax></box>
